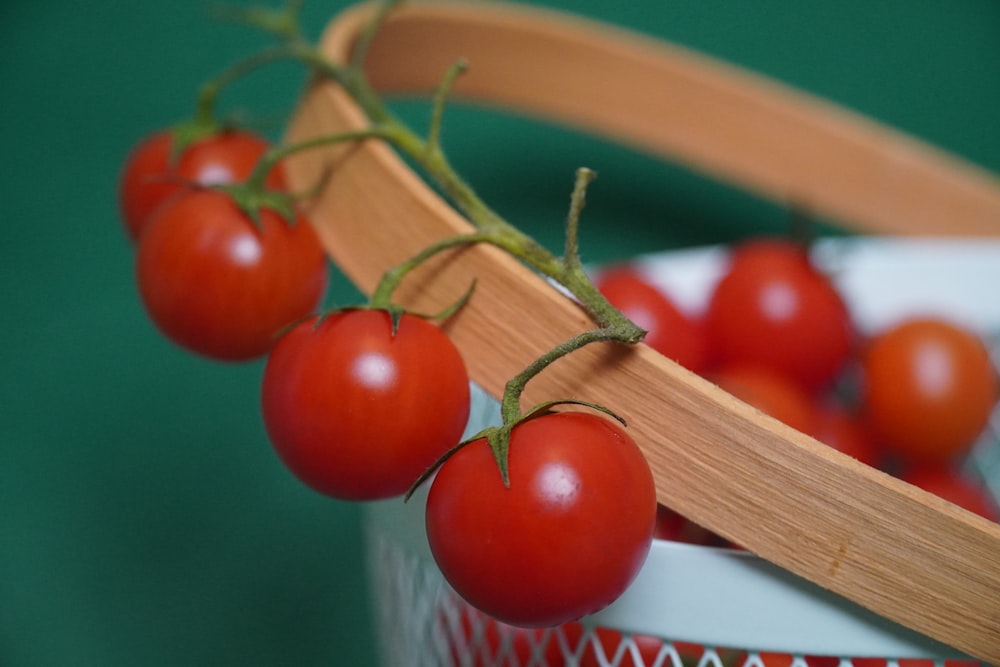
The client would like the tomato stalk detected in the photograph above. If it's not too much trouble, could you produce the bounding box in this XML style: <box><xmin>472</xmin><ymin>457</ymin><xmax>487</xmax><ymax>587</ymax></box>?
<box><xmin>305</xmin><ymin>9</ymin><xmax>643</xmax><ymax>332</ymax></box>
<box><xmin>225</xmin><ymin>124</ymin><xmax>397</xmax><ymax>226</ymax></box>
<box><xmin>234</xmin><ymin>0</ymin><xmax>647</xmax><ymax>481</ymax></box>
<box><xmin>175</xmin><ymin>0</ymin><xmax>363</xmax><ymax>157</ymax></box>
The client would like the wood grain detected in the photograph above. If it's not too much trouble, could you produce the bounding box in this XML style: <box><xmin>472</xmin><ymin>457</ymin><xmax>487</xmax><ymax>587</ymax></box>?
<box><xmin>283</xmin><ymin>2</ymin><xmax>1000</xmax><ymax>662</ymax></box>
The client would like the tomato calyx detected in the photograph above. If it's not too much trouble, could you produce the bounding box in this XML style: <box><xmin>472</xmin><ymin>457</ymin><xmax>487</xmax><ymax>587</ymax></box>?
<box><xmin>406</xmin><ymin>400</ymin><xmax>625</xmax><ymax>499</ymax></box>
<box><xmin>216</xmin><ymin>179</ymin><xmax>299</xmax><ymax>229</ymax></box>
<box><xmin>368</xmin><ymin>278</ymin><xmax>478</xmax><ymax>335</ymax></box>
<box><xmin>164</xmin><ymin>117</ymin><xmax>225</xmax><ymax>165</ymax></box>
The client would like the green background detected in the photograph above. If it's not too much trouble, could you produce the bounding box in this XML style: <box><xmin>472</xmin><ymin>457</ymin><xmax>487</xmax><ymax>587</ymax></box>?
<box><xmin>3</xmin><ymin>1</ymin><xmax>998</xmax><ymax>665</ymax></box>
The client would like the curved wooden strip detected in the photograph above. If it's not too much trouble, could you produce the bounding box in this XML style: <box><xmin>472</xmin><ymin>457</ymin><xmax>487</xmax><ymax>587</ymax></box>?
<box><xmin>283</xmin><ymin>2</ymin><xmax>1000</xmax><ymax>662</ymax></box>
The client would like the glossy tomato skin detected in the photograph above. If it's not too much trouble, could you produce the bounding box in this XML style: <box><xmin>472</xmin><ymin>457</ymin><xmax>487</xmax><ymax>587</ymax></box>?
<box><xmin>596</xmin><ymin>267</ymin><xmax>709</xmax><ymax>373</ymax></box>
<box><xmin>261</xmin><ymin>309</ymin><xmax>471</xmax><ymax>501</ymax></box>
<box><xmin>136</xmin><ymin>188</ymin><xmax>327</xmax><ymax>361</ymax></box>
<box><xmin>119</xmin><ymin>129</ymin><xmax>285</xmax><ymax>241</ymax></box>
<box><xmin>425</xmin><ymin>411</ymin><xmax>656</xmax><ymax>628</ymax></box>
<box><xmin>860</xmin><ymin>317</ymin><xmax>998</xmax><ymax>465</ymax></box>
<box><xmin>704</xmin><ymin>239</ymin><xmax>854</xmax><ymax>393</ymax></box>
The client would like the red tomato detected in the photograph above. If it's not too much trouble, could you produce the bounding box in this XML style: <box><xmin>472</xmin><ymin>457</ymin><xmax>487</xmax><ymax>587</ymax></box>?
<box><xmin>261</xmin><ymin>309</ymin><xmax>470</xmax><ymax>500</ymax></box>
<box><xmin>704</xmin><ymin>239</ymin><xmax>854</xmax><ymax>393</ymax></box>
<box><xmin>901</xmin><ymin>467</ymin><xmax>998</xmax><ymax>521</ymax></box>
<box><xmin>860</xmin><ymin>317</ymin><xmax>998</xmax><ymax>465</ymax></box>
<box><xmin>596</xmin><ymin>267</ymin><xmax>709</xmax><ymax>373</ymax></box>
<box><xmin>425</xmin><ymin>411</ymin><xmax>656</xmax><ymax>628</ymax></box>
<box><xmin>136</xmin><ymin>188</ymin><xmax>327</xmax><ymax>361</ymax></box>
<box><xmin>713</xmin><ymin>364</ymin><xmax>818</xmax><ymax>436</ymax></box>
<box><xmin>119</xmin><ymin>128</ymin><xmax>284</xmax><ymax>241</ymax></box>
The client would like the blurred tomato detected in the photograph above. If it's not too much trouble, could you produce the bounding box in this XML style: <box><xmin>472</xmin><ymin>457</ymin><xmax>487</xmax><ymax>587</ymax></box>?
<box><xmin>901</xmin><ymin>467</ymin><xmax>998</xmax><ymax>521</ymax></box>
<box><xmin>596</xmin><ymin>267</ymin><xmax>710</xmax><ymax>373</ymax></box>
<box><xmin>120</xmin><ymin>129</ymin><xmax>284</xmax><ymax>241</ymax></box>
<box><xmin>811</xmin><ymin>402</ymin><xmax>883</xmax><ymax>468</ymax></box>
<box><xmin>861</xmin><ymin>317</ymin><xmax>998</xmax><ymax>465</ymax></box>
<box><xmin>704</xmin><ymin>239</ymin><xmax>855</xmax><ymax>393</ymax></box>
<box><xmin>713</xmin><ymin>364</ymin><xmax>818</xmax><ymax>435</ymax></box>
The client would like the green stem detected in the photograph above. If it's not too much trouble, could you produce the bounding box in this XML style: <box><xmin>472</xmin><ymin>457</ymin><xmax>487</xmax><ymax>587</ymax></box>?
<box><xmin>563</xmin><ymin>168</ymin><xmax>595</xmax><ymax>272</ymax></box>
<box><xmin>427</xmin><ymin>58</ymin><xmax>468</xmax><ymax>154</ymax></box>
<box><xmin>193</xmin><ymin>44</ymin><xmax>300</xmax><ymax>126</ymax></box>
<box><xmin>233</xmin><ymin>3</ymin><xmax>648</xmax><ymax>428</ymax></box>
<box><xmin>244</xmin><ymin>125</ymin><xmax>400</xmax><ymax>191</ymax></box>
<box><xmin>369</xmin><ymin>232</ymin><xmax>494</xmax><ymax>309</ymax></box>
<box><xmin>499</xmin><ymin>326</ymin><xmax>640</xmax><ymax>425</ymax></box>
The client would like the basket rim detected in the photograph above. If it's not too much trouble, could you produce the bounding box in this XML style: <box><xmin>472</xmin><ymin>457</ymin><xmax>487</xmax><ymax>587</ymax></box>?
<box><xmin>364</xmin><ymin>237</ymin><xmax>1000</xmax><ymax>659</ymax></box>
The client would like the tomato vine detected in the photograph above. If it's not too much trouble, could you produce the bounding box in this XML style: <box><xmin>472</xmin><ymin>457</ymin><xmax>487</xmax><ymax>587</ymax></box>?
<box><xmin>199</xmin><ymin>0</ymin><xmax>650</xmax><ymax>481</ymax></box>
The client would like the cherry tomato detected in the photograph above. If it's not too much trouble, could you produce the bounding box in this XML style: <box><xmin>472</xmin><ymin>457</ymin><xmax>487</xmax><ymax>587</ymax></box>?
<box><xmin>860</xmin><ymin>317</ymin><xmax>998</xmax><ymax>465</ymax></box>
<box><xmin>901</xmin><ymin>467</ymin><xmax>998</xmax><ymax>521</ymax></box>
<box><xmin>425</xmin><ymin>411</ymin><xmax>656</xmax><ymax>628</ymax></box>
<box><xmin>261</xmin><ymin>309</ymin><xmax>470</xmax><ymax>501</ymax></box>
<box><xmin>595</xmin><ymin>267</ymin><xmax>709</xmax><ymax>373</ymax></box>
<box><xmin>713</xmin><ymin>364</ymin><xmax>818</xmax><ymax>436</ymax></box>
<box><xmin>136</xmin><ymin>188</ymin><xmax>327</xmax><ymax>361</ymax></box>
<box><xmin>704</xmin><ymin>238</ymin><xmax>855</xmax><ymax>393</ymax></box>
<box><xmin>119</xmin><ymin>128</ymin><xmax>284</xmax><ymax>241</ymax></box>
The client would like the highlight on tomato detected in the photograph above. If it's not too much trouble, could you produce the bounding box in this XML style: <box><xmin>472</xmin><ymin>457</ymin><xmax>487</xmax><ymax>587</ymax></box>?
<box><xmin>135</xmin><ymin>188</ymin><xmax>328</xmax><ymax>361</ymax></box>
<box><xmin>425</xmin><ymin>411</ymin><xmax>656</xmax><ymax>628</ymax></box>
<box><xmin>261</xmin><ymin>308</ymin><xmax>471</xmax><ymax>501</ymax></box>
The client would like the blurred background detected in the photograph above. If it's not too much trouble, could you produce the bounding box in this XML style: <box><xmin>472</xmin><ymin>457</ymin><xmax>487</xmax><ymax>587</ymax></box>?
<box><xmin>2</xmin><ymin>1</ymin><xmax>998</xmax><ymax>665</ymax></box>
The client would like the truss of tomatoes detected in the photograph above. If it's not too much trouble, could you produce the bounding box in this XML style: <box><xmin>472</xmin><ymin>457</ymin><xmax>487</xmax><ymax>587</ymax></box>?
<box><xmin>119</xmin><ymin>124</ymin><xmax>1000</xmax><ymax>636</ymax></box>
<box><xmin>595</xmin><ymin>237</ymin><xmax>1000</xmax><ymax>546</ymax></box>
<box><xmin>119</xmin><ymin>128</ymin><xmax>659</xmax><ymax>630</ymax></box>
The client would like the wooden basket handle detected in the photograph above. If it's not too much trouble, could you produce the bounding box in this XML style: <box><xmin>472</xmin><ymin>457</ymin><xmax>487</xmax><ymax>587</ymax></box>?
<box><xmin>283</xmin><ymin>2</ymin><xmax>1000</xmax><ymax>662</ymax></box>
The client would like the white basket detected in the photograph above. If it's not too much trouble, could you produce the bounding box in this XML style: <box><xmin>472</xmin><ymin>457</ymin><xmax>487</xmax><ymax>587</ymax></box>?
<box><xmin>363</xmin><ymin>238</ymin><xmax>1000</xmax><ymax>667</ymax></box>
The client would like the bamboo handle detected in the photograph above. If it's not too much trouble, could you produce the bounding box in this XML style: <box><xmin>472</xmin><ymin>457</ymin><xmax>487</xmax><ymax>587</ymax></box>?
<box><xmin>283</xmin><ymin>2</ymin><xmax>1000</xmax><ymax>662</ymax></box>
